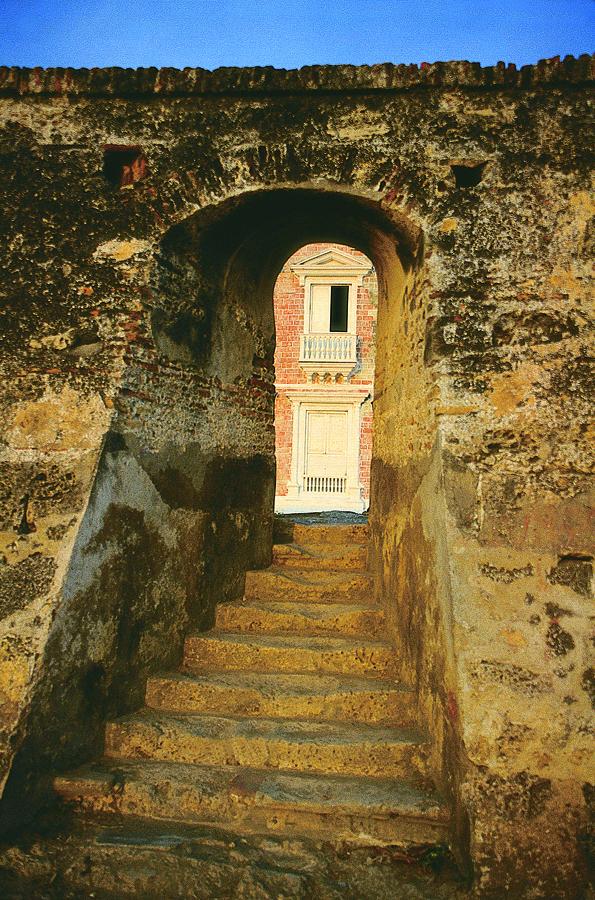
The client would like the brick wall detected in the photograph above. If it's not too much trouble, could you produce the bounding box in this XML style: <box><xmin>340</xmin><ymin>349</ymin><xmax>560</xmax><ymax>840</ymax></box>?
<box><xmin>273</xmin><ymin>243</ymin><xmax>377</xmax><ymax>501</ymax></box>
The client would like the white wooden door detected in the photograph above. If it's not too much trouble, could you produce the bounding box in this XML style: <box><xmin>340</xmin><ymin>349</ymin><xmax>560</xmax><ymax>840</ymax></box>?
<box><xmin>304</xmin><ymin>410</ymin><xmax>348</xmax><ymax>493</ymax></box>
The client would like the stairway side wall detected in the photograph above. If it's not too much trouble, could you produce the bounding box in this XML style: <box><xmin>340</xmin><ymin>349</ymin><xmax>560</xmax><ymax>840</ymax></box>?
<box><xmin>369</xmin><ymin>257</ymin><xmax>466</xmax><ymax>864</ymax></box>
<box><xmin>0</xmin><ymin>61</ymin><xmax>592</xmax><ymax>894</ymax></box>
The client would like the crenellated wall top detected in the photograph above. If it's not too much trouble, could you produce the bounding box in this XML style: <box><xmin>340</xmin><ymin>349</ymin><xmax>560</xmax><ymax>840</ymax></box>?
<box><xmin>0</xmin><ymin>54</ymin><xmax>593</xmax><ymax>97</ymax></box>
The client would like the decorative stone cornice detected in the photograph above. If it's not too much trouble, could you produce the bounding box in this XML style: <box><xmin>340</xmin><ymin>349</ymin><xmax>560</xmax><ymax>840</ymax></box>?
<box><xmin>278</xmin><ymin>385</ymin><xmax>371</xmax><ymax>402</ymax></box>
<box><xmin>0</xmin><ymin>55</ymin><xmax>592</xmax><ymax>98</ymax></box>
<box><xmin>291</xmin><ymin>248</ymin><xmax>372</xmax><ymax>284</ymax></box>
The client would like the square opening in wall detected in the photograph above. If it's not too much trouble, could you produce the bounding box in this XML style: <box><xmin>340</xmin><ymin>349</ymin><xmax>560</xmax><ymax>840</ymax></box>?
<box><xmin>451</xmin><ymin>162</ymin><xmax>487</xmax><ymax>189</ymax></box>
<box><xmin>103</xmin><ymin>145</ymin><xmax>147</xmax><ymax>187</ymax></box>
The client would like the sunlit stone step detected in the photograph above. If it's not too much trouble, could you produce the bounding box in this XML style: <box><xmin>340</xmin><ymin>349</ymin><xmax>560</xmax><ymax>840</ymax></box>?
<box><xmin>280</xmin><ymin>523</ymin><xmax>370</xmax><ymax>546</ymax></box>
<box><xmin>215</xmin><ymin>598</ymin><xmax>384</xmax><ymax>637</ymax></box>
<box><xmin>145</xmin><ymin>670</ymin><xmax>415</xmax><ymax>726</ymax></box>
<box><xmin>184</xmin><ymin>632</ymin><xmax>398</xmax><ymax>678</ymax></box>
<box><xmin>272</xmin><ymin>541</ymin><xmax>368</xmax><ymax>570</ymax></box>
<box><xmin>104</xmin><ymin>711</ymin><xmax>429</xmax><ymax>780</ymax></box>
<box><xmin>244</xmin><ymin>567</ymin><xmax>373</xmax><ymax>603</ymax></box>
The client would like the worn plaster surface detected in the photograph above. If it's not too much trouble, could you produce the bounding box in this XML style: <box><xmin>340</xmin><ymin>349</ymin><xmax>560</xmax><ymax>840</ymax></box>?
<box><xmin>0</xmin><ymin>57</ymin><xmax>592</xmax><ymax>897</ymax></box>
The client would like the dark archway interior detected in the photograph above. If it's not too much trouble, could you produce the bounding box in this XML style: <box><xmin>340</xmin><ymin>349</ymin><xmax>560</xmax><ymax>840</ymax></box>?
<box><xmin>147</xmin><ymin>188</ymin><xmax>430</xmax><ymax>631</ymax></box>
<box><xmin>150</xmin><ymin>189</ymin><xmax>421</xmax><ymax>381</ymax></box>
<box><xmin>148</xmin><ymin>188</ymin><xmax>424</xmax><ymax>604</ymax></box>
<box><xmin>145</xmin><ymin>187</ymin><xmax>423</xmax><ymax>598</ymax></box>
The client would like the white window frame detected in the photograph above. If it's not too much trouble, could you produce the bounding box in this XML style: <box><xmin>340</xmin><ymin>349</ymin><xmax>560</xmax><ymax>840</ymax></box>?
<box><xmin>304</xmin><ymin>279</ymin><xmax>357</xmax><ymax>335</ymax></box>
<box><xmin>291</xmin><ymin>248</ymin><xmax>371</xmax><ymax>338</ymax></box>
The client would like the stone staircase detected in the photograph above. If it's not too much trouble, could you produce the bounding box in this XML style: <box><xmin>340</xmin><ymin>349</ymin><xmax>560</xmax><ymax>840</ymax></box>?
<box><xmin>1</xmin><ymin>524</ymin><xmax>459</xmax><ymax>897</ymax></box>
<box><xmin>51</xmin><ymin>523</ymin><xmax>450</xmax><ymax>851</ymax></box>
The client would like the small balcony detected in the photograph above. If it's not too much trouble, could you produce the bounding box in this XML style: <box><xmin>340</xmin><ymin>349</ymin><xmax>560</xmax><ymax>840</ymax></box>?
<box><xmin>299</xmin><ymin>333</ymin><xmax>357</xmax><ymax>380</ymax></box>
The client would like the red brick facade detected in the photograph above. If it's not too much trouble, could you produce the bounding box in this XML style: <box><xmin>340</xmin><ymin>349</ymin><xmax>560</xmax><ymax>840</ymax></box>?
<box><xmin>273</xmin><ymin>243</ymin><xmax>377</xmax><ymax>507</ymax></box>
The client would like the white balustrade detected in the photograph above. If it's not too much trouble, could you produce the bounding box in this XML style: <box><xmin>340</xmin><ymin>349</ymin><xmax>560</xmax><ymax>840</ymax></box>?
<box><xmin>304</xmin><ymin>475</ymin><xmax>347</xmax><ymax>494</ymax></box>
<box><xmin>299</xmin><ymin>333</ymin><xmax>357</xmax><ymax>365</ymax></box>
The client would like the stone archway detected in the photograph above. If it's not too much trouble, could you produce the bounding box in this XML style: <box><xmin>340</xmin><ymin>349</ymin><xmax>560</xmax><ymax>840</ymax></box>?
<box><xmin>145</xmin><ymin>184</ymin><xmax>440</xmax><ymax>651</ymax></box>
<box><xmin>131</xmin><ymin>185</ymin><xmax>466</xmax><ymax>865</ymax></box>
<box><xmin>2</xmin><ymin>185</ymin><xmax>465</xmax><ymax>855</ymax></box>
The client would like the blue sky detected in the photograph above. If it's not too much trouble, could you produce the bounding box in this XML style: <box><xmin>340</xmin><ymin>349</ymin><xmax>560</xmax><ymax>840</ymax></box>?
<box><xmin>0</xmin><ymin>0</ymin><xmax>593</xmax><ymax>69</ymax></box>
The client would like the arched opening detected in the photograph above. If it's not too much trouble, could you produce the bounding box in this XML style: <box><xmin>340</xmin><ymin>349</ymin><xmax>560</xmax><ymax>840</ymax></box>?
<box><xmin>148</xmin><ymin>187</ymin><xmax>428</xmax><ymax>614</ymax></box>
<box><xmin>147</xmin><ymin>192</ymin><xmax>456</xmax><ymax>796</ymax></box>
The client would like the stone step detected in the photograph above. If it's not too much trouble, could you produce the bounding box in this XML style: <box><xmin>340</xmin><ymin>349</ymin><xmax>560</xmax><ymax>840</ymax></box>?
<box><xmin>104</xmin><ymin>711</ymin><xmax>429</xmax><ymax>780</ymax></box>
<box><xmin>3</xmin><ymin>815</ymin><xmax>462</xmax><ymax>898</ymax></box>
<box><xmin>272</xmin><ymin>541</ymin><xmax>368</xmax><ymax>570</ymax></box>
<box><xmin>215</xmin><ymin>598</ymin><xmax>384</xmax><ymax>637</ymax></box>
<box><xmin>287</xmin><ymin>523</ymin><xmax>369</xmax><ymax>545</ymax></box>
<box><xmin>244</xmin><ymin>567</ymin><xmax>373</xmax><ymax>603</ymax></box>
<box><xmin>54</xmin><ymin>759</ymin><xmax>448</xmax><ymax>848</ymax></box>
<box><xmin>145</xmin><ymin>670</ymin><xmax>415</xmax><ymax>726</ymax></box>
<box><xmin>184</xmin><ymin>632</ymin><xmax>399</xmax><ymax>679</ymax></box>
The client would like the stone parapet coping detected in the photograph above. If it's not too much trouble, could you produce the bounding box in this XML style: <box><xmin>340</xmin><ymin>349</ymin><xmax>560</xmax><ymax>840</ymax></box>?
<box><xmin>0</xmin><ymin>55</ymin><xmax>593</xmax><ymax>97</ymax></box>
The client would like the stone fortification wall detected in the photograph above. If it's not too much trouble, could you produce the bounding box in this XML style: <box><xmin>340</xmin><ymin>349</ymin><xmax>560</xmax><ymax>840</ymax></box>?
<box><xmin>0</xmin><ymin>55</ymin><xmax>592</xmax><ymax>896</ymax></box>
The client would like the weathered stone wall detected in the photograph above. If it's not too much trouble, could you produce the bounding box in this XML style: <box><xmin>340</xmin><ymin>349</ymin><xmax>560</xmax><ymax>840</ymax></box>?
<box><xmin>0</xmin><ymin>56</ymin><xmax>592</xmax><ymax>896</ymax></box>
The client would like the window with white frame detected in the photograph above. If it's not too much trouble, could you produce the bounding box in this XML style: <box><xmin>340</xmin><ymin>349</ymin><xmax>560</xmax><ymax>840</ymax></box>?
<box><xmin>307</xmin><ymin>283</ymin><xmax>351</xmax><ymax>333</ymax></box>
